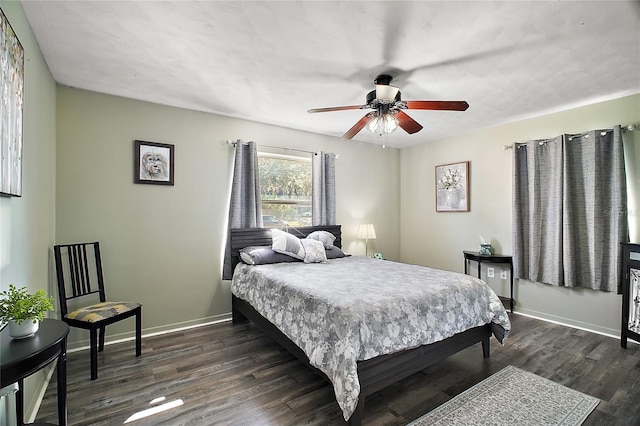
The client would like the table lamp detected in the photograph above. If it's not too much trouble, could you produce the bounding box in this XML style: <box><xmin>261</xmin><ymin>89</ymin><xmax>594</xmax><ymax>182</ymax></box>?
<box><xmin>358</xmin><ymin>224</ymin><xmax>376</xmax><ymax>256</ymax></box>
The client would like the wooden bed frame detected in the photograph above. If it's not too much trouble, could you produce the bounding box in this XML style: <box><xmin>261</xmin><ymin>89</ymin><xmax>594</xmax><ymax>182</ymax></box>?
<box><xmin>230</xmin><ymin>225</ymin><xmax>492</xmax><ymax>425</ymax></box>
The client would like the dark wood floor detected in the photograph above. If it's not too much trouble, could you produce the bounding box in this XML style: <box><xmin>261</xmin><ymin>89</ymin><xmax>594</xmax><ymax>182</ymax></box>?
<box><xmin>37</xmin><ymin>314</ymin><xmax>640</xmax><ymax>425</ymax></box>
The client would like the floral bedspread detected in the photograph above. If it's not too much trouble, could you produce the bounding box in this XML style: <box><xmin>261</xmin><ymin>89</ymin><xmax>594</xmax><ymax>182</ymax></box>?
<box><xmin>231</xmin><ymin>256</ymin><xmax>511</xmax><ymax>420</ymax></box>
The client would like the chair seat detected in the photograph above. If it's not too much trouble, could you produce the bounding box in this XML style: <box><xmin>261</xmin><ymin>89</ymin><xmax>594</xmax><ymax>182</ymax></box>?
<box><xmin>65</xmin><ymin>301</ymin><xmax>141</xmax><ymax>323</ymax></box>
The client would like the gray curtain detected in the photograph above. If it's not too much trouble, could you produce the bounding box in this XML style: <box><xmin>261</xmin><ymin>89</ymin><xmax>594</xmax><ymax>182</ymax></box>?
<box><xmin>513</xmin><ymin>126</ymin><xmax>628</xmax><ymax>292</ymax></box>
<box><xmin>513</xmin><ymin>136</ymin><xmax>564</xmax><ymax>286</ymax></box>
<box><xmin>223</xmin><ymin>140</ymin><xmax>263</xmax><ymax>280</ymax></box>
<box><xmin>312</xmin><ymin>152</ymin><xmax>336</xmax><ymax>226</ymax></box>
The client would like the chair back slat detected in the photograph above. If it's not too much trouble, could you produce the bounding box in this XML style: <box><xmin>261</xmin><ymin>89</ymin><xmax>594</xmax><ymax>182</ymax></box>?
<box><xmin>94</xmin><ymin>242</ymin><xmax>106</xmax><ymax>295</ymax></box>
<box><xmin>69</xmin><ymin>244</ymin><xmax>91</xmax><ymax>296</ymax></box>
<box><xmin>54</xmin><ymin>242</ymin><xmax>107</xmax><ymax>316</ymax></box>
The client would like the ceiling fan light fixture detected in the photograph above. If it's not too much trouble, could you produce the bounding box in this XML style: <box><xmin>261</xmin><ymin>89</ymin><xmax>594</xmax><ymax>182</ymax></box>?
<box><xmin>375</xmin><ymin>84</ymin><xmax>399</xmax><ymax>102</ymax></box>
<box><xmin>366</xmin><ymin>111</ymin><xmax>399</xmax><ymax>135</ymax></box>
<box><xmin>366</xmin><ymin>116</ymin><xmax>380</xmax><ymax>134</ymax></box>
<box><xmin>384</xmin><ymin>113</ymin><xmax>399</xmax><ymax>133</ymax></box>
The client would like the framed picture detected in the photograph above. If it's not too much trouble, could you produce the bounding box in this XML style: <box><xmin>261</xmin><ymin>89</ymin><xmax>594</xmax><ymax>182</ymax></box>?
<box><xmin>435</xmin><ymin>161</ymin><xmax>469</xmax><ymax>212</ymax></box>
<box><xmin>1</xmin><ymin>9</ymin><xmax>24</xmax><ymax>197</ymax></box>
<box><xmin>134</xmin><ymin>140</ymin><xmax>174</xmax><ymax>185</ymax></box>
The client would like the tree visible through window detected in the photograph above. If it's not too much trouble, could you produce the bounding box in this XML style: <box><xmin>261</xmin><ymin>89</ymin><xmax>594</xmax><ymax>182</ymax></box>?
<box><xmin>258</xmin><ymin>154</ymin><xmax>312</xmax><ymax>228</ymax></box>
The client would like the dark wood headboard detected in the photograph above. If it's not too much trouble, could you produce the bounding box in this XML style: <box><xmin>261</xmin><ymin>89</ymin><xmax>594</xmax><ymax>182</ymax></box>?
<box><xmin>230</xmin><ymin>225</ymin><xmax>342</xmax><ymax>273</ymax></box>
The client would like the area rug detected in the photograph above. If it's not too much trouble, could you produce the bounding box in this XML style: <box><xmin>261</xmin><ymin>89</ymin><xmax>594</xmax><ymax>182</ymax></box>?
<box><xmin>408</xmin><ymin>365</ymin><xmax>599</xmax><ymax>426</ymax></box>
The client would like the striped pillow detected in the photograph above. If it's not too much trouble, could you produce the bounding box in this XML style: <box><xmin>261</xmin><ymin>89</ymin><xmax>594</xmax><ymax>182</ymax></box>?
<box><xmin>271</xmin><ymin>229</ymin><xmax>305</xmax><ymax>260</ymax></box>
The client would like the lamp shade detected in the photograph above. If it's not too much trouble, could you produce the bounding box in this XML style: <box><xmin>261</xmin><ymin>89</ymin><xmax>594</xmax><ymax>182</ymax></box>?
<box><xmin>375</xmin><ymin>84</ymin><xmax>399</xmax><ymax>101</ymax></box>
<box><xmin>357</xmin><ymin>223</ymin><xmax>376</xmax><ymax>239</ymax></box>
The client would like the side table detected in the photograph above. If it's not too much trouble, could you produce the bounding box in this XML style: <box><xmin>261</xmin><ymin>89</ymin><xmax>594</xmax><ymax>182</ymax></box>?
<box><xmin>463</xmin><ymin>251</ymin><xmax>514</xmax><ymax>313</ymax></box>
<box><xmin>1</xmin><ymin>318</ymin><xmax>70</xmax><ymax>426</ymax></box>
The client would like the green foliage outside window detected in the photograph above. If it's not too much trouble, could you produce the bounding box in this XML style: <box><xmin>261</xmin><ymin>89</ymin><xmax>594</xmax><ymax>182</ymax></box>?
<box><xmin>259</xmin><ymin>156</ymin><xmax>312</xmax><ymax>227</ymax></box>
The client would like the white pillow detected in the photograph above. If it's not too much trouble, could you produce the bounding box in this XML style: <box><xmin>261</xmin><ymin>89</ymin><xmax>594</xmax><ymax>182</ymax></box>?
<box><xmin>300</xmin><ymin>239</ymin><xmax>327</xmax><ymax>263</ymax></box>
<box><xmin>306</xmin><ymin>230</ymin><xmax>336</xmax><ymax>248</ymax></box>
<box><xmin>271</xmin><ymin>229</ymin><xmax>305</xmax><ymax>260</ymax></box>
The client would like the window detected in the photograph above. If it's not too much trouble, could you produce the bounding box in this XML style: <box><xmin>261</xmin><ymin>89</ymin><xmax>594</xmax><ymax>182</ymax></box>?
<box><xmin>258</xmin><ymin>153</ymin><xmax>312</xmax><ymax>228</ymax></box>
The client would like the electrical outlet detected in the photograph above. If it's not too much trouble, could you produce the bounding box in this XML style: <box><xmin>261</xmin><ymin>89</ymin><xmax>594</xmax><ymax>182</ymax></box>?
<box><xmin>487</xmin><ymin>267</ymin><xmax>495</xmax><ymax>278</ymax></box>
<box><xmin>500</xmin><ymin>270</ymin><xmax>508</xmax><ymax>280</ymax></box>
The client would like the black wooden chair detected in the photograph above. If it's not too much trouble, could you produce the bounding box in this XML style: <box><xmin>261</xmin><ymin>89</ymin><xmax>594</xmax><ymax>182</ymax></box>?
<box><xmin>53</xmin><ymin>242</ymin><xmax>142</xmax><ymax>380</ymax></box>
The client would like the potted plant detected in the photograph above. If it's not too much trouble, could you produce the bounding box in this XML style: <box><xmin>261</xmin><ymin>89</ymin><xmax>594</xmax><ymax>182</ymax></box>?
<box><xmin>0</xmin><ymin>284</ymin><xmax>55</xmax><ymax>339</ymax></box>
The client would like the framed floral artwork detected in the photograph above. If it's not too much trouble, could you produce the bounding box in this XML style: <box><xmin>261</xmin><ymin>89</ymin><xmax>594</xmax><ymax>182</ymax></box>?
<box><xmin>435</xmin><ymin>161</ymin><xmax>469</xmax><ymax>212</ymax></box>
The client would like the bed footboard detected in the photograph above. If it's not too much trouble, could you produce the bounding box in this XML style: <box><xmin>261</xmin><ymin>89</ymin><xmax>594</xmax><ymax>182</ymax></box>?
<box><xmin>232</xmin><ymin>294</ymin><xmax>493</xmax><ymax>426</ymax></box>
<box><xmin>349</xmin><ymin>324</ymin><xmax>492</xmax><ymax>425</ymax></box>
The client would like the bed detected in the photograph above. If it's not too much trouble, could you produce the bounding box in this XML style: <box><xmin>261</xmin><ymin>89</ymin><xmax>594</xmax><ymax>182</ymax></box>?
<box><xmin>230</xmin><ymin>225</ymin><xmax>510</xmax><ymax>425</ymax></box>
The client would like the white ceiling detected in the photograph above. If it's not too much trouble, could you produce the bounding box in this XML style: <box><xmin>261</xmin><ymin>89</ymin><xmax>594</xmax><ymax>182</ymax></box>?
<box><xmin>20</xmin><ymin>1</ymin><xmax>640</xmax><ymax>148</ymax></box>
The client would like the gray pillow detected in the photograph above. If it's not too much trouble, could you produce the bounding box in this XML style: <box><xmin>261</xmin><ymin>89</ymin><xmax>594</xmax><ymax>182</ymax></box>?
<box><xmin>239</xmin><ymin>246</ymin><xmax>301</xmax><ymax>265</ymax></box>
<box><xmin>325</xmin><ymin>246</ymin><xmax>348</xmax><ymax>259</ymax></box>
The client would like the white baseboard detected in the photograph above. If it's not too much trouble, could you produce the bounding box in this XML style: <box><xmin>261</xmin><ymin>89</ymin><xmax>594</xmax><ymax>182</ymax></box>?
<box><xmin>512</xmin><ymin>309</ymin><xmax>623</xmax><ymax>341</ymax></box>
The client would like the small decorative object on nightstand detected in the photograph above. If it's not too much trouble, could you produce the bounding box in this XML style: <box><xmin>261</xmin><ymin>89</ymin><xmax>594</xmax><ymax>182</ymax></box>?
<box><xmin>478</xmin><ymin>235</ymin><xmax>492</xmax><ymax>255</ymax></box>
<box><xmin>620</xmin><ymin>243</ymin><xmax>640</xmax><ymax>348</ymax></box>
<box><xmin>479</xmin><ymin>243</ymin><xmax>492</xmax><ymax>255</ymax></box>
<box><xmin>0</xmin><ymin>284</ymin><xmax>55</xmax><ymax>339</ymax></box>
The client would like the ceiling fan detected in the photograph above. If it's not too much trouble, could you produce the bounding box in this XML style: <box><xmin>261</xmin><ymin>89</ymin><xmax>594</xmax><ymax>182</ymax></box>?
<box><xmin>307</xmin><ymin>75</ymin><xmax>469</xmax><ymax>140</ymax></box>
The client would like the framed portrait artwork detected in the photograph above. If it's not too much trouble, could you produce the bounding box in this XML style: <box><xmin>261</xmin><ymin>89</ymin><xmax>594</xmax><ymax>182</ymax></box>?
<box><xmin>134</xmin><ymin>140</ymin><xmax>174</xmax><ymax>185</ymax></box>
<box><xmin>435</xmin><ymin>161</ymin><xmax>469</xmax><ymax>212</ymax></box>
<box><xmin>1</xmin><ymin>9</ymin><xmax>24</xmax><ymax>197</ymax></box>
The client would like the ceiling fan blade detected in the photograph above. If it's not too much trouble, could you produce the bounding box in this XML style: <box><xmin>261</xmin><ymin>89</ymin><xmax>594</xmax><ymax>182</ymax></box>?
<box><xmin>341</xmin><ymin>113</ymin><xmax>375</xmax><ymax>140</ymax></box>
<box><xmin>405</xmin><ymin>101</ymin><xmax>469</xmax><ymax>111</ymax></box>
<box><xmin>307</xmin><ymin>105</ymin><xmax>366</xmax><ymax>113</ymax></box>
<box><xmin>396</xmin><ymin>110</ymin><xmax>423</xmax><ymax>134</ymax></box>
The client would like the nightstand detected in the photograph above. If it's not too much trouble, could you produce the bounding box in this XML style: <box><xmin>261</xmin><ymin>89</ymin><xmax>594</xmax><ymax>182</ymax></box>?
<box><xmin>1</xmin><ymin>319</ymin><xmax>69</xmax><ymax>426</ymax></box>
<box><xmin>463</xmin><ymin>251</ymin><xmax>514</xmax><ymax>313</ymax></box>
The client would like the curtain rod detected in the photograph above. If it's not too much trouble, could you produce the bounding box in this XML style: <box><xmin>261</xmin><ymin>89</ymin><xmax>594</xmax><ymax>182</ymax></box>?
<box><xmin>225</xmin><ymin>139</ymin><xmax>318</xmax><ymax>155</ymax></box>
<box><xmin>503</xmin><ymin>123</ymin><xmax>638</xmax><ymax>150</ymax></box>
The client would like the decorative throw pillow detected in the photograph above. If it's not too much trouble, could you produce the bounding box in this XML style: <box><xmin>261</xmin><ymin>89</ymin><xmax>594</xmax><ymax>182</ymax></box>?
<box><xmin>306</xmin><ymin>230</ymin><xmax>336</xmax><ymax>248</ymax></box>
<box><xmin>300</xmin><ymin>239</ymin><xmax>327</xmax><ymax>263</ymax></box>
<box><xmin>325</xmin><ymin>246</ymin><xmax>348</xmax><ymax>259</ymax></box>
<box><xmin>271</xmin><ymin>229</ymin><xmax>305</xmax><ymax>260</ymax></box>
<box><xmin>239</xmin><ymin>246</ymin><xmax>301</xmax><ymax>265</ymax></box>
